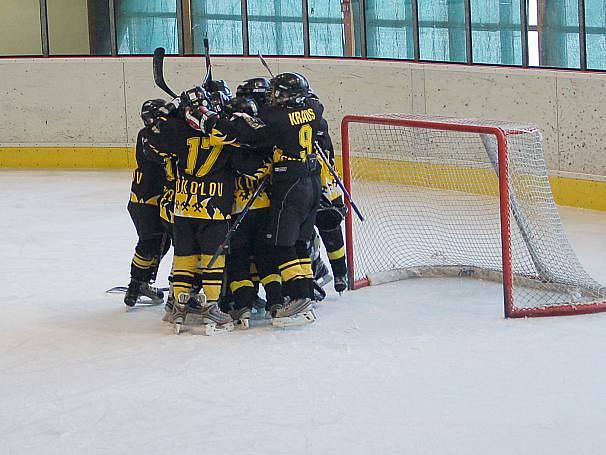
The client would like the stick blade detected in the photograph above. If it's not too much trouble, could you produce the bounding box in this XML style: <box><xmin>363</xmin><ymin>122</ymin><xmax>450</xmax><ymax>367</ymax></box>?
<box><xmin>152</xmin><ymin>47</ymin><xmax>178</xmax><ymax>99</ymax></box>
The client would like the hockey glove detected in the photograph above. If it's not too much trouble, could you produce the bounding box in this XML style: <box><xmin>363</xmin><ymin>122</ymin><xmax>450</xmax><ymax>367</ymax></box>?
<box><xmin>184</xmin><ymin>105</ymin><xmax>219</xmax><ymax>133</ymax></box>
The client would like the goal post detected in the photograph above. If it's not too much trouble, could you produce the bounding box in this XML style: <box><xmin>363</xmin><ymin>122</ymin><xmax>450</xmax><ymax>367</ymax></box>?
<box><xmin>341</xmin><ymin>114</ymin><xmax>606</xmax><ymax>318</ymax></box>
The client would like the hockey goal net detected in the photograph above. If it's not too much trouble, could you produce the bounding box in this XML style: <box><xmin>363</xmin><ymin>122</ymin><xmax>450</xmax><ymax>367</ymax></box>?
<box><xmin>341</xmin><ymin>114</ymin><xmax>606</xmax><ymax>318</ymax></box>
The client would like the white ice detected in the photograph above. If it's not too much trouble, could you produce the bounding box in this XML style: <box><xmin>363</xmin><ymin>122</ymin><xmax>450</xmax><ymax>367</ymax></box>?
<box><xmin>1</xmin><ymin>170</ymin><xmax>606</xmax><ymax>455</ymax></box>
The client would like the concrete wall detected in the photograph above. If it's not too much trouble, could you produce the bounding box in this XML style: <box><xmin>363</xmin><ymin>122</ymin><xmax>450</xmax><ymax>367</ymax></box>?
<box><xmin>1</xmin><ymin>57</ymin><xmax>606</xmax><ymax>181</ymax></box>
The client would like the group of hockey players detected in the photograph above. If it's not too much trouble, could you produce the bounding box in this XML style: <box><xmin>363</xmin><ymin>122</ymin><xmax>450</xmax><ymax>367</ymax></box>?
<box><xmin>122</xmin><ymin>70</ymin><xmax>349</xmax><ymax>334</ymax></box>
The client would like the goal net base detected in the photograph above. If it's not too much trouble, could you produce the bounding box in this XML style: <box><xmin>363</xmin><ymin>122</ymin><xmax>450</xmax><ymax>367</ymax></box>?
<box><xmin>358</xmin><ymin>266</ymin><xmax>606</xmax><ymax>318</ymax></box>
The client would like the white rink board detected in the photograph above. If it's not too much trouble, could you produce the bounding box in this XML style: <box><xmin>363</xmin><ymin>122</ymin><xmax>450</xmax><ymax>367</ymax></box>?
<box><xmin>1</xmin><ymin>170</ymin><xmax>606</xmax><ymax>455</ymax></box>
<box><xmin>4</xmin><ymin>58</ymin><xmax>606</xmax><ymax>178</ymax></box>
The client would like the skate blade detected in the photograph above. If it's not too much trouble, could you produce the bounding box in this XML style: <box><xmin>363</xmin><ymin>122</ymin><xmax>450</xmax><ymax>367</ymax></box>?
<box><xmin>316</xmin><ymin>274</ymin><xmax>333</xmax><ymax>288</ymax></box>
<box><xmin>251</xmin><ymin>308</ymin><xmax>266</xmax><ymax>320</ymax></box>
<box><xmin>141</xmin><ymin>295</ymin><xmax>165</xmax><ymax>304</ymax></box>
<box><xmin>107</xmin><ymin>286</ymin><xmax>169</xmax><ymax>294</ymax></box>
<box><xmin>173</xmin><ymin>318</ymin><xmax>184</xmax><ymax>334</ymax></box>
<box><xmin>234</xmin><ymin>318</ymin><xmax>250</xmax><ymax>330</ymax></box>
<box><xmin>313</xmin><ymin>291</ymin><xmax>326</xmax><ymax>302</ymax></box>
<box><xmin>125</xmin><ymin>298</ymin><xmax>164</xmax><ymax>311</ymax></box>
<box><xmin>200</xmin><ymin>322</ymin><xmax>234</xmax><ymax>336</ymax></box>
<box><xmin>272</xmin><ymin>309</ymin><xmax>317</xmax><ymax>328</ymax></box>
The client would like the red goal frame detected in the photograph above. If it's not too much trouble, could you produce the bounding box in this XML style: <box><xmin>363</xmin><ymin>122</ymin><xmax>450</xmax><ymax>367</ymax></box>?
<box><xmin>341</xmin><ymin>115</ymin><xmax>606</xmax><ymax>318</ymax></box>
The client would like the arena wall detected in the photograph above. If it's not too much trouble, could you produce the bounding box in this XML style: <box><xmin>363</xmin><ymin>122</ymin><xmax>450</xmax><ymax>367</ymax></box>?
<box><xmin>1</xmin><ymin>57</ymin><xmax>606</xmax><ymax>210</ymax></box>
<box><xmin>0</xmin><ymin>1</ymin><xmax>43</xmax><ymax>56</ymax></box>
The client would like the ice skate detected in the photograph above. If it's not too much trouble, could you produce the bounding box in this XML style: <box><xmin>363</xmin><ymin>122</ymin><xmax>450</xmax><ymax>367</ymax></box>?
<box><xmin>313</xmin><ymin>280</ymin><xmax>327</xmax><ymax>302</ymax></box>
<box><xmin>251</xmin><ymin>296</ymin><xmax>267</xmax><ymax>319</ymax></box>
<box><xmin>265</xmin><ymin>300</ymin><xmax>284</xmax><ymax>319</ymax></box>
<box><xmin>313</xmin><ymin>258</ymin><xmax>333</xmax><ymax>289</ymax></box>
<box><xmin>311</xmin><ymin>231</ymin><xmax>333</xmax><ymax>288</ymax></box>
<box><xmin>124</xmin><ymin>279</ymin><xmax>164</xmax><ymax>307</ymax></box>
<box><xmin>187</xmin><ymin>297</ymin><xmax>234</xmax><ymax>335</ymax></box>
<box><xmin>140</xmin><ymin>282</ymin><xmax>164</xmax><ymax>301</ymax></box>
<box><xmin>162</xmin><ymin>282</ymin><xmax>175</xmax><ymax>321</ymax></box>
<box><xmin>123</xmin><ymin>280</ymin><xmax>140</xmax><ymax>307</ymax></box>
<box><xmin>171</xmin><ymin>293</ymin><xmax>190</xmax><ymax>334</ymax></box>
<box><xmin>162</xmin><ymin>295</ymin><xmax>174</xmax><ymax>322</ymax></box>
<box><xmin>218</xmin><ymin>297</ymin><xmax>234</xmax><ymax>314</ymax></box>
<box><xmin>229</xmin><ymin>306</ymin><xmax>251</xmax><ymax>330</ymax></box>
<box><xmin>253</xmin><ymin>296</ymin><xmax>267</xmax><ymax>311</ymax></box>
<box><xmin>334</xmin><ymin>275</ymin><xmax>348</xmax><ymax>294</ymax></box>
<box><xmin>272</xmin><ymin>297</ymin><xmax>317</xmax><ymax>328</ymax></box>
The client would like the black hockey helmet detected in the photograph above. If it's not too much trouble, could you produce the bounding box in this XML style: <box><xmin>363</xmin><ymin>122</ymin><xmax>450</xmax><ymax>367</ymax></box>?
<box><xmin>140</xmin><ymin>98</ymin><xmax>167</xmax><ymax>127</ymax></box>
<box><xmin>307</xmin><ymin>89</ymin><xmax>320</xmax><ymax>101</ymax></box>
<box><xmin>237</xmin><ymin>77</ymin><xmax>271</xmax><ymax>105</ymax></box>
<box><xmin>207</xmin><ymin>79</ymin><xmax>233</xmax><ymax>98</ymax></box>
<box><xmin>223</xmin><ymin>96</ymin><xmax>259</xmax><ymax>118</ymax></box>
<box><xmin>207</xmin><ymin>91</ymin><xmax>230</xmax><ymax>115</ymax></box>
<box><xmin>270</xmin><ymin>72</ymin><xmax>310</xmax><ymax>107</ymax></box>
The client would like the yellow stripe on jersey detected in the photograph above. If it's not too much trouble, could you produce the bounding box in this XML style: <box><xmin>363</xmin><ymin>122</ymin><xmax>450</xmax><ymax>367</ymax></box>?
<box><xmin>209</xmin><ymin>129</ymin><xmax>238</xmax><ymax>146</ymax></box>
<box><xmin>320</xmin><ymin>158</ymin><xmax>343</xmax><ymax>202</ymax></box>
<box><xmin>130</xmin><ymin>193</ymin><xmax>160</xmax><ymax>206</ymax></box>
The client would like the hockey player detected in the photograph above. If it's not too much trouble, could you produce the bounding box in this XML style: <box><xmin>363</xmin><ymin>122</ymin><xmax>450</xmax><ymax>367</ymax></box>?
<box><xmin>236</xmin><ymin>77</ymin><xmax>347</xmax><ymax>301</ymax></box>
<box><xmin>221</xmin><ymin>96</ymin><xmax>283</xmax><ymax>327</ymax></box>
<box><xmin>191</xmin><ymin>80</ymin><xmax>233</xmax><ymax>299</ymax></box>
<box><xmin>158</xmin><ymin>145</ymin><xmax>177</xmax><ymax>308</ymax></box>
<box><xmin>145</xmin><ymin>87</ymin><xmax>265</xmax><ymax>334</ymax></box>
<box><xmin>189</xmin><ymin>72</ymin><xmax>324</xmax><ymax>326</ymax></box>
<box><xmin>123</xmin><ymin>99</ymin><xmax>172</xmax><ymax>307</ymax></box>
<box><xmin>315</xmin><ymin>123</ymin><xmax>349</xmax><ymax>293</ymax></box>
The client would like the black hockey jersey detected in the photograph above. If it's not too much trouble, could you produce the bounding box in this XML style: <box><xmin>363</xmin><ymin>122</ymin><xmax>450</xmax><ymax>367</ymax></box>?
<box><xmin>211</xmin><ymin>98</ymin><xmax>326</xmax><ymax>181</ymax></box>
<box><xmin>129</xmin><ymin>128</ymin><xmax>165</xmax><ymax>205</ymax></box>
<box><xmin>159</xmin><ymin>155</ymin><xmax>177</xmax><ymax>224</ymax></box>
<box><xmin>146</xmin><ymin>117</ymin><xmax>262</xmax><ymax>221</ymax></box>
<box><xmin>233</xmin><ymin>154</ymin><xmax>272</xmax><ymax>214</ymax></box>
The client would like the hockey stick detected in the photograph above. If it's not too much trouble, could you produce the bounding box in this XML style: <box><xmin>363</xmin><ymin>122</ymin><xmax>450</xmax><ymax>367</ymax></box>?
<box><xmin>106</xmin><ymin>286</ymin><xmax>169</xmax><ymax>294</ymax></box>
<box><xmin>153</xmin><ymin>47</ymin><xmax>178</xmax><ymax>99</ymax></box>
<box><xmin>202</xmin><ymin>36</ymin><xmax>213</xmax><ymax>89</ymax></box>
<box><xmin>258</xmin><ymin>53</ymin><xmax>275</xmax><ymax>78</ymax></box>
<box><xmin>150</xmin><ymin>232</ymin><xmax>169</xmax><ymax>283</ymax></box>
<box><xmin>219</xmin><ymin>245</ymin><xmax>230</xmax><ymax>301</ymax></box>
<box><xmin>314</xmin><ymin>142</ymin><xmax>365</xmax><ymax>222</ymax></box>
<box><xmin>207</xmin><ymin>177</ymin><xmax>270</xmax><ymax>269</ymax></box>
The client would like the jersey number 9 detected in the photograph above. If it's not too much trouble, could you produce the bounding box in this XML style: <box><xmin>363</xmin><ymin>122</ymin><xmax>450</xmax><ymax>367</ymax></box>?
<box><xmin>299</xmin><ymin>124</ymin><xmax>313</xmax><ymax>159</ymax></box>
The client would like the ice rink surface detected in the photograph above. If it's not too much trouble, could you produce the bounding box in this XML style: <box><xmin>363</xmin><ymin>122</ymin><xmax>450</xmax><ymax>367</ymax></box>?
<box><xmin>2</xmin><ymin>170</ymin><xmax>606</xmax><ymax>455</ymax></box>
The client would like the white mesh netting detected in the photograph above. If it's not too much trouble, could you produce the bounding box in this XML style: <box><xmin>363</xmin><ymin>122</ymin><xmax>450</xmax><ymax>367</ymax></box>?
<box><xmin>344</xmin><ymin>114</ymin><xmax>606</xmax><ymax>316</ymax></box>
